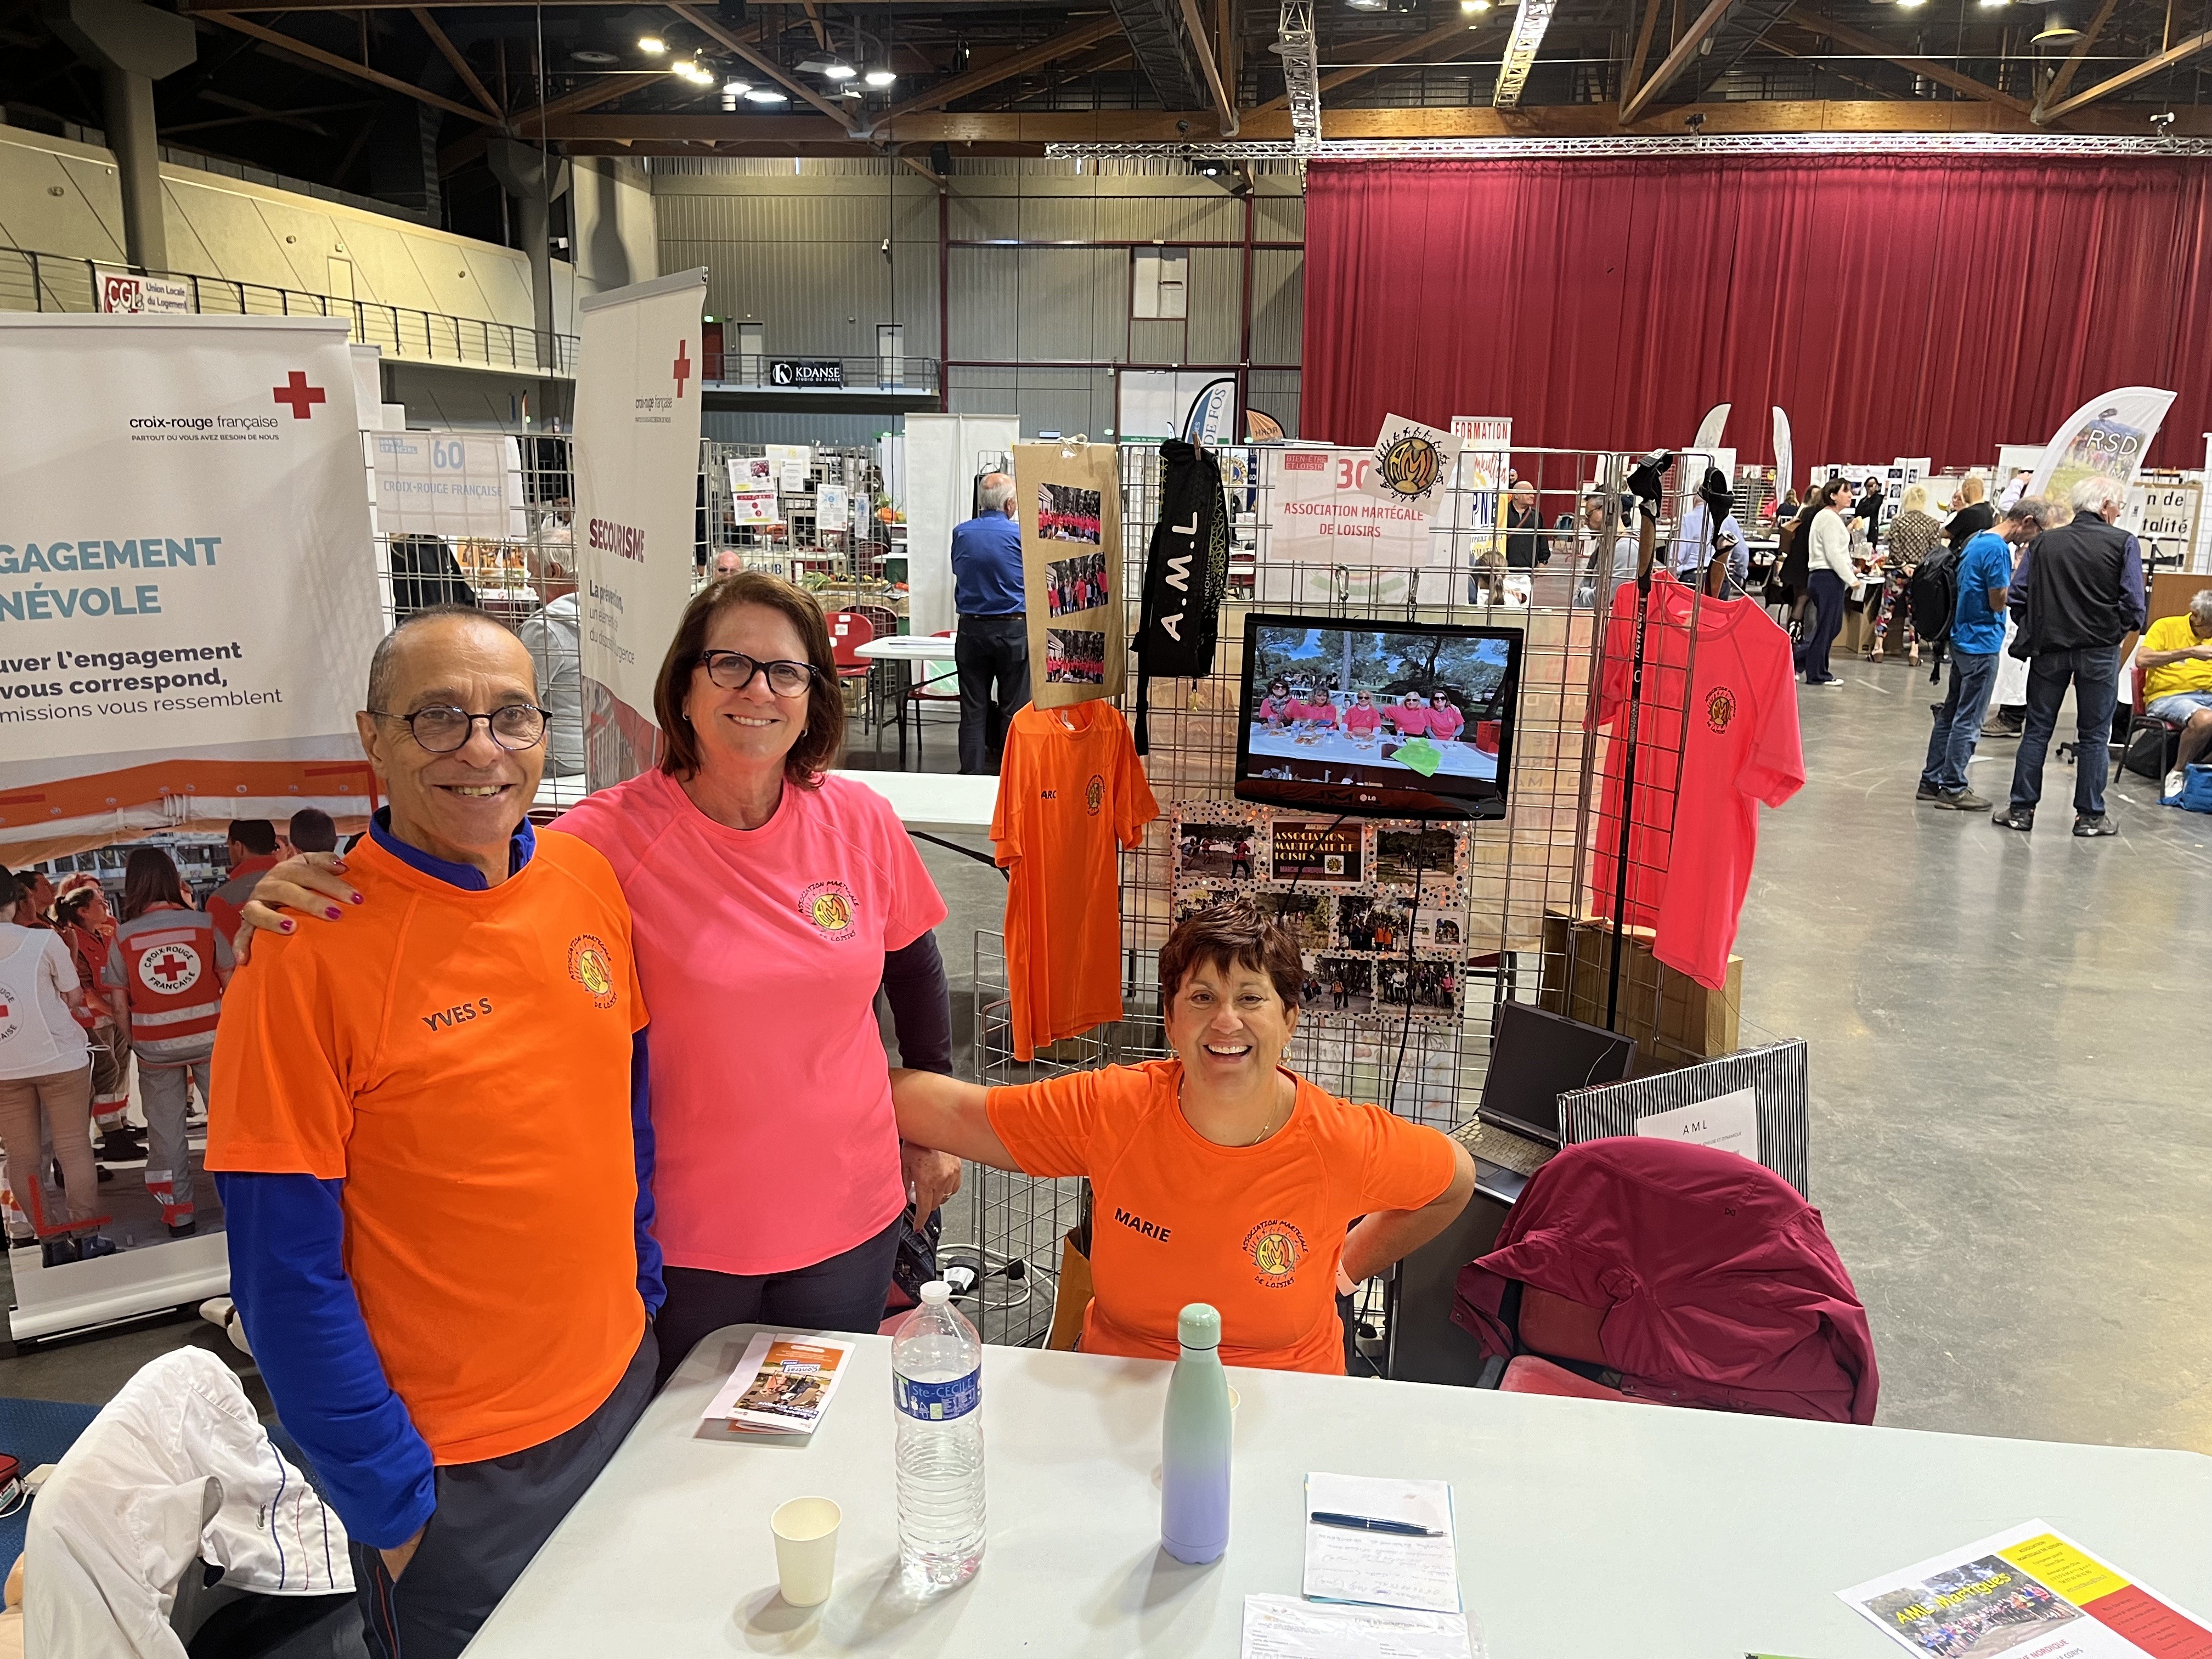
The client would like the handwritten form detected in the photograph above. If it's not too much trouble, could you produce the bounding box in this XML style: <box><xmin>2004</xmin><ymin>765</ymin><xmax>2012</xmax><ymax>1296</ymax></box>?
<box><xmin>1302</xmin><ymin>1473</ymin><xmax>1461</xmax><ymax>1613</ymax></box>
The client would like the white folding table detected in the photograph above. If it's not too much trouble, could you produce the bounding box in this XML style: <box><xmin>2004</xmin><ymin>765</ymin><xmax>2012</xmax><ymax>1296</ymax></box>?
<box><xmin>464</xmin><ymin>1326</ymin><xmax>2212</xmax><ymax>1658</ymax></box>
<box><xmin>844</xmin><ymin>770</ymin><xmax>999</xmax><ymax>866</ymax></box>
<box><xmin>854</xmin><ymin>635</ymin><xmax>960</xmax><ymax>769</ymax></box>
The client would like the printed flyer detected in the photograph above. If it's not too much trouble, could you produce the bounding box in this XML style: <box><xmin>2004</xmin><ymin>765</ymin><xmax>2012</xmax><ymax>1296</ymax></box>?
<box><xmin>1839</xmin><ymin>1522</ymin><xmax>2212</xmax><ymax>1659</ymax></box>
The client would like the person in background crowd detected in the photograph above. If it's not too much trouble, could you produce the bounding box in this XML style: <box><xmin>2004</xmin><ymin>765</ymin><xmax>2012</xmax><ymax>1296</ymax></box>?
<box><xmin>206</xmin><ymin>821</ymin><xmax>281</xmax><ymax>945</ymax></box>
<box><xmin>1918</xmin><ymin>499</ymin><xmax>2049</xmax><ymax>812</ymax></box>
<box><xmin>1674</xmin><ymin>467</ymin><xmax>1749</xmax><ymax>594</ymax></box>
<box><xmin>52</xmin><ymin>877</ymin><xmax>140</xmax><ymax>1166</ymax></box>
<box><xmin>1994</xmin><ymin>477</ymin><xmax>2147</xmax><ymax>838</ymax></box>
<box><xmin>518</xmin><ymin>554</ymin><xmax>585</xmax><ymax>778</ymax></box>
<box><xmin>1855</xmin><ymin>476</ymin><xmax>1886</xmax><ymax>539</ymax></box>
<box><xmin>211</xmin><ymin>605</ymin><xmax>657</xmax><ymax>1659</ymax></box>
<box><xmin>1386</xmin><ymin>693</ymin><xmax>1432</xmax><ymax>740</ymax></box>
<box><xmin>1996</xmin><ymin>468</ymin><xmax>2032</xmax><ymax>515</ymax></box>
<box><xmin>3</xmin><ymin>868</ymin><xmax>56</xmax><ymax>929</ymax></box>
<box><xmin>1503</xmin><ymin>481</ymin><xmax>1549</xmax><ymax>570</ymax></box>
<box><xmin>1870</xmin><ymin>483</ymin><xmax>1944</xmax><ymax>667</ymax></box>
<box><xmin>0</xmin><ymin>870</ymin><xmax>117</xmax><ymax>1267</ymax></box>
<box><xmin>236</xmin><ymin>574</ymin><xmax>960</xmax><ymax>1392</ymax></box>
<box><xmin>388</xmin><ymin>533</ymin><xmax>476</xmax><ymax>619</ymax></box>
<box><xmin>104</xmin><ymin>848</ymin><xmax>226</xmax><ymax>1238</ymax></box>
<box><xmin>1944</xmin><ymin>473</ymin><xmax>1994</xmax><ymax>552</ymax></box>
<box><xmin>287</xmin><ymin>809</ymin><xmax>340</xmax><ymax>856</ymax></box>
<box><xmin>1775</xmin><ymin>492</ymin><xmax>1820</xmax><ymax>626</ymax></box>
<box><xmin>949</xmin><ymin>471</ymin><xmax>1030</xmax><ymax>775</ymax></box>
<box><xmin>1577</xmin><ymin>491</ymin><xmax>1637</xmax><ymax>591</ymax></box>
<box><xmin>2138</xmin><ymin>589</ymin><xmax>2212</xmax><ymax>801</ymax></box>
<box><xmin>888</xmin><ymin>904</ymin><xmax>1476</xmax><ymax>1375</ymax></box>
<box><xmin>1794</xmin><ymin>476</ymin><xmax>1856</xmax><ymax>687</ymax></box>
<box><xmin>710</xmin><ymin>549</ymin><xmax>744</xmax><ymax>577</ymax></box>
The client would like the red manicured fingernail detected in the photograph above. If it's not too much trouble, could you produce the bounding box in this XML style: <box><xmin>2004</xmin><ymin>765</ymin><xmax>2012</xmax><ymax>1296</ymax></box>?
<box><xmin>325</xmin><ymin>907</ymin><xmax>342</xmax><ymax>919</ymax></box>
<box><xmin>282</xmin><ymin>919</ymin><xmax>296</xmax><ymax>933</ymax></box>
<box><xmin>350</xmin><ymin>894</ymin><xmax>364</xmax><ymax>904</ymax></box>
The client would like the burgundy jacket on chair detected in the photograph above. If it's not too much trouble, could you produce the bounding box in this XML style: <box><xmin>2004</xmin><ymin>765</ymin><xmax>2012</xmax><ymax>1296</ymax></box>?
<box><xmin>1452</xmin><ymin>1138</ymin><xmax>1878</xmax><ymax>1424</ymax></box>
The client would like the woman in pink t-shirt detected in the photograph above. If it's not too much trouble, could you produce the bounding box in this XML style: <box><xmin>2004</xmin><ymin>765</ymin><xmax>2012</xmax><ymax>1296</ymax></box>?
<box><xmin>1425</xmin><ymin>693</ymin><xmax>1466</xmax><ymax>743</ymax></box>
<box><xmin>1385</xmin><ymin>694</ymin><xmax>1431</xmax><ymax>740</ymax></box>
<box><xmin>1342</xmin><ymin>692</ymin><xmax>1382</xmax><ymax>742</ymax></box>
<box><xmin>1258</xmin><ymin>678</ymin><xmax>1296</xmax><ymax>728</ymax></box>
<box><xmin>232</xmin><ymin>573</ymin><xmax>957</xmax><ymax>1384</ymax></box>
<box><xmin>1298</xmin><ymin>694</ymin><xmax>1338</xmax><ymax>732</ymax></box>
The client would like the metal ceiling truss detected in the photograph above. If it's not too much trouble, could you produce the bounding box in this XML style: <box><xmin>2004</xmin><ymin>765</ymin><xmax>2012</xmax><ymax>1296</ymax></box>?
<box><xmin>1492</xmin><ymin>0</ymin><xmax>1558</xmax><ymax>109</ymax></box>
<box><xmin>1274</xmin><ymin>0</ymin><xmax>1321</xmax><ymax>153</ymax></box>
<box><xmin>1685</xmin><ymin>0</ymin><xmax>1796</xmax><ymax>98</ymax></box>
<box><xmin>1045</xmin><ymin>132</ymin><xmax>2212</xmax><ymax>160</ymax></box>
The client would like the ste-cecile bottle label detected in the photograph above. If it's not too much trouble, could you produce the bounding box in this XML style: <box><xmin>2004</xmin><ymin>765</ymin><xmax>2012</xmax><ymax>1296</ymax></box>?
<box><xmin>894</xmin><ymin>1371</ymin><xmax>980</xmax><ymax>1422</ymax></box>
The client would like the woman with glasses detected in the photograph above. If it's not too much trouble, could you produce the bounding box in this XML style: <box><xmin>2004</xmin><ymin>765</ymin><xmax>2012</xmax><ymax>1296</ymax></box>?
<box><xmin>239</xmin><ymin>573</ymin><xmax>955</xmax><ymax>1384</ymax></box>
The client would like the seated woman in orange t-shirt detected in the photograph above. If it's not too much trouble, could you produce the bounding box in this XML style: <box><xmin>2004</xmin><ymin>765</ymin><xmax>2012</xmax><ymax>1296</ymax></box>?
<box><xmin>891</xmin><ymin>904</ymin><xmax>1475</xmax><ymax>1375</ymax></box>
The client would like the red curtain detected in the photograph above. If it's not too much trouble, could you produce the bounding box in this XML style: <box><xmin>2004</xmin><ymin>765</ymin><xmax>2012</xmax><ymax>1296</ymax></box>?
<box><xmin>1300</xmin><ymin>156</ymin><xmax>2212</xmax><ymax>473</ymax></box>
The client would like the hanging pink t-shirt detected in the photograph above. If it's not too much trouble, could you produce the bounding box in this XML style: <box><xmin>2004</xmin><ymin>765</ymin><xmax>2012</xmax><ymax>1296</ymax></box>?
<box><xmin>1589</xmin><ymin>572</ymin><xmax>1803</xmax><ymax>990</ymax></box>
<box><xmin>558</xmin><ymin>767</ymin><xmax>946</xmax><ymax>1276</ymax></box>
<box><xmin>1387</xmin><ymin>704</ymin><xmax>1432</xmax><ymax>738</ymax></box>
<box><xmin>1344</xmin><ymin>704</ymin><xmax>1382</xmax><ymax>738</ymax></box>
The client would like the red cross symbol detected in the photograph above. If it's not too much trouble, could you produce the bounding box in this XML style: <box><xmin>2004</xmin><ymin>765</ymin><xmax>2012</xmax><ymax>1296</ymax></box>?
<box><xmin>151</xmin><ymin>950</ymin><xmax>190</xmax><ymax>986</ymax></box>
<box><xmin>672</xmin><ymin>341</ymin><xmax>692</xmax><ymax>398</ymax></box>
<box><xmin>273</xmin><ymin>370</ymin><xmax>327</xmax><ymax>419</ymax></box>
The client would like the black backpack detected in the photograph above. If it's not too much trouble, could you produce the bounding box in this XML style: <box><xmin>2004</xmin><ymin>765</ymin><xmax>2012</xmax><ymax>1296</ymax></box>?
<box><xmin>1907</xmin><ymin>549</ymin><xmax>1958</xmax><ymax>644</ymax></box>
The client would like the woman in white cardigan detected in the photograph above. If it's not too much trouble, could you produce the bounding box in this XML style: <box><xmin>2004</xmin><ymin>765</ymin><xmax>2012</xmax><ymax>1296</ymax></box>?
<box><xmin>1793</xmin><ymin>475</ymin><xmax>1857</xmax><ymax>686</ymax></box>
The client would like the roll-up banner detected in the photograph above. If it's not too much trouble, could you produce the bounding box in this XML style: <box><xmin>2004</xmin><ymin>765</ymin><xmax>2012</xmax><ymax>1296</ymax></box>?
<box><xmin>1771</xmin><ymin>408</ymin><xmax>1793</xmax><ymax>502</ymax></box>
<box><xmin>0</xmin><ymin>314</ymin><xmax>383</xmax><ymax>864</ymax></box>
<box><xmin>573</xmin><ymin>269</ymin><xmax>707</xmax><ymax>789</ymax></box>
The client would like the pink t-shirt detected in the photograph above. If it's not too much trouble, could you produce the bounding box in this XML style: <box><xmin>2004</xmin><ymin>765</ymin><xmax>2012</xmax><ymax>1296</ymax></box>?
<box><xmin>558</xmin><ymin>768</ymin><xmax>947</xmax><ymax>1274</ymax></box>
<box><xmin>1344</xmin><ymin>705</ymin><xmax>1381</xmax><ymax>737</ymax></box>
<box><xmin>1299</xmin><ymin>699</ymin><xmax>1338</xmax><ymax>727</ymax></box>
<box><xmin>1389</xmin><ymin>705</ymin><xmax>1432</xmax><ymax>738</ymax></box>
<box><xmin>1426</xmin><ymin>703</ymin><xmax>1465</xmax><ymax>741</ymax></box>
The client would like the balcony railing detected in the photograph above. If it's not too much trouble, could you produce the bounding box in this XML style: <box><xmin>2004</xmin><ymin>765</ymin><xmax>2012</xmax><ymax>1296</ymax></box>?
<box><xmin>0</xmin><ymin>244</ymin><xmax>579</xmax><ymax>376</ymax></box>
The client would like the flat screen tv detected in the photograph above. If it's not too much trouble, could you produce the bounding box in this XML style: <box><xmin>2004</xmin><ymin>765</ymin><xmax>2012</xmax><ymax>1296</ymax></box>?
<box><xmin>1233</xmin><ymin>613</ymin><xmax>1523</xmax><ymax>821</ymax></box>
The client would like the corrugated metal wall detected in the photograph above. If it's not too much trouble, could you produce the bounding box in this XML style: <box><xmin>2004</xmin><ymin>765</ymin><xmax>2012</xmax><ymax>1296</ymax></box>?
<box><xmin>651</xmin><ymin>157</ymin><xmax>1302</xmax><ymax>439</ymax></box>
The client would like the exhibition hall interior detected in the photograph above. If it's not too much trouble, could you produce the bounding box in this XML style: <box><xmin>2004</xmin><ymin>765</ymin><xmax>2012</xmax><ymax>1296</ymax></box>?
<box><xmin>2</xmin><ymin>0</ymin><xmax>2210</xmax><ymax>1651</ymax></box>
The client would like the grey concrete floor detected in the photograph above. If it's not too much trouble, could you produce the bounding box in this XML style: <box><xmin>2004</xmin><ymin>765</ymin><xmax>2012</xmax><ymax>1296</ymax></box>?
<box><xmin>4</xmin><ymin>688</ymin><xmax>2205</xmax><ymax>1454</ymax></box>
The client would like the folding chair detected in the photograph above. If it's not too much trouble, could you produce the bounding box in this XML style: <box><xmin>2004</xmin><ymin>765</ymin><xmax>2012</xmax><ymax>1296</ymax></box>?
<box><xmin>2117</xmin><ymin>657</ymin><xmax>2184</xmax><ymax>784</ymax></box>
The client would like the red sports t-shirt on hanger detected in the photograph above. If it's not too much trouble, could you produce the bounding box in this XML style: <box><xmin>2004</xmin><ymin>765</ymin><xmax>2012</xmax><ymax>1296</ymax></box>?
<box><xmin>1590</xmin><ymin>573</ymin><xmax>1804</xmax><ymax>990</ymax></box>
<box><xmin>991</xmin><ymin>702</ymin><xmax>1159</xmax><ymax>1062</ymax></box>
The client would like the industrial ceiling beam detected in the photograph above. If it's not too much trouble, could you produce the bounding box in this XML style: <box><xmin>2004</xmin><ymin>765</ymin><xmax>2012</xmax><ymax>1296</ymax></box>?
<box><xmin>2037</xmin><ymin>0</ymin><xmax>2121</xmax><ymax>115</ymax></box>
<box><xmin>198</xmin><ymin>13</ymin><xmax>496</xmax><ymax>122</ymax></box>
<box><xmin>183</xmin><ymin>0</ymin><xmax>638</xmax><ymax>10</ymax></box>
<box><xmin>411</xmin><ymin>6</ymin><xmax>501</xmax><ymax>120</ymax></box>
<box><xmin>898</xmin><ymin>154</ymin><xmax>947</xmax><ymax>189</ymax></box>
<box><xmin>875</xmin><ymin>16</ymin><xmax>1121</xmax><ymax>122</ymax></box>
<box><xmin>1621</xmin><ymin>0</ymin><xmax>1664</xmax><ymax>107</ymax></box>
<box><xmin>1493</xmin><ymin>0</ymin><xmax>1559</xmax><ymax>109</ymax></box>
<box><xmin>439</xmin><ymin>70</ymin><xmax>671</xmax><ymax>172</ymax></box>
<box><xmin>1617</xmin><ymin>0</ymin><xmax>1733</xmax><ymax>124</ymax></box>
<box><xmin>2037</xmin><ymin>21</ymin><xmax>2212</xmax><ymax>122</ymax></box>
<box><xmin>1782</xmin><ymin>7</ymin><xmax>2030</xmax><ymax>116</ymax></box>
<box><xmin>1172</xmin><ymin>0</ymin><xmax>1239</xmax><ymax>133</ymax></box>
<box><xmin>668</xmin><ymin>2</ymin><xmax>858</xmax><ymax>132</ymax></box>
<box><xmin>1256</xmin><ymin>16</ymin><xmax>1473</xmax><ymax>112</ymax></box>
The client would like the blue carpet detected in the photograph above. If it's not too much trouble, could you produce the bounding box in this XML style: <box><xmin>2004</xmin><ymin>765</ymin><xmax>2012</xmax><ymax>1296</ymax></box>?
<box><xmin>0</xmin><ymin>1397</ymin><xmax>103</xmax><ymax>1572</ymax></box>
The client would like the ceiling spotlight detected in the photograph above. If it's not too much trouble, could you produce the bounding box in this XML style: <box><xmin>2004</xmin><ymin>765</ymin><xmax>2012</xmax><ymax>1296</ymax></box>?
<box><xmin>1459</xmin><ymin>0</ymin><xmax>1490</xmax><ymax>12</ymax></box>
<box><xmin>1894</xmin><ymin>0</ymin><xmax>1923</xmax><ymax>7</ymax></box>
<box><xmin>1976</xmin><ymin>0</ymin><xmax>2005</xmax><ymax>8</ymax></box>
<box><xmin>723</xmin><ymin>77</ymin><xmax>749</xmax><ymax>93</ymax></box>
<box><xmin>2032</xmin><ymin>5</ymin><xmax>2080</xmax><ymax>38</ymax></box>
<box><xmin>680</xmin><ymin>59</ymin><xmax>715</xmax><ymax>83</ymax></box>
<box><xmin>1347</xmin><ymin>0</ymin><xmax>1386</xmax><ymax>9</ymax></box>
<box><xmin>745</xmin><ymin>87</ymin><xmax>788</xmax><ymax>102</ymax></box>
<box><xmin>824</xmin><ymin>63</ymin><xmax>856</xmax><ymax>80</ymax></box>
<box><xmin>573</xmin><ymin>48</ymin><xmax>619</xmax><ymax>65</ymax></box>
<box><xmin>865</xmin><ymin>69</ymin><xmax>896</xmax><ymax>87</ymax></box>
<box><xmin>637</xmin><ymin>33</ymin><xmax>666</xmax><ymax>53</ymax></box>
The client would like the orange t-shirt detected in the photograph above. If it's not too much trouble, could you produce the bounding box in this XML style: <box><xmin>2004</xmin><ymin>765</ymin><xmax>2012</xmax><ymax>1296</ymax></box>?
<box><xmin>991</xmin><ymin>703</ymin><xmax>1158</xmax><ymax>1061</ymax></box>
<box><xmin>207</xmin><ymin>830</ymin><xmax>647</xmax><ymax>1465</ymax></box>
<box><xmin>986</xmin><ymin>1060</ymin><xmax>1456</xmax><ymax>1374</ymax></box>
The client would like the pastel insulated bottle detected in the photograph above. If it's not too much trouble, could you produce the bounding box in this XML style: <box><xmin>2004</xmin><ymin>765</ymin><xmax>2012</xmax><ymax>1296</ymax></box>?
<box><xmin>1161</xmin><ymin>1302</ymin><xmax>1232</xmax><ymax>1565</ymax></box>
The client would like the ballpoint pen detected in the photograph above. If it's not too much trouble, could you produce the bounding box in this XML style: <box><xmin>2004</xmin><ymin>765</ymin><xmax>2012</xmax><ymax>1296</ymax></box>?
<box><xmin>1308</xmin><ymin>1512</ymin><xmax>1443</xmax><ymax>1538</ymax></box>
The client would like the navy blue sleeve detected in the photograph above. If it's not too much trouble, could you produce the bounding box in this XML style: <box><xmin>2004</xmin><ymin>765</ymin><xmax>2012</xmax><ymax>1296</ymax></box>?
<box><xmin>632</xmin><ymin>1026</ymin><xmax>664</xmax><ymax>1318</ymax></box>
<box><xmin>215</xmin><ymin>1171</ymin><xmax>436</xmax><ymax>1550</ymax></box>
<box><xmin>881</xmin><ymin>933</ymin><xmax>953</xmax><ymax>1074</ymax></box>
<box><xmin>2121</xmin><ymin>534</ymin><xmax>2147</xmax><ymax>633</ymax></box>
<box><xmin>2008</xmin><ymin>539</ymin><xmax>2035</xmax><ymax>618</ymax></box>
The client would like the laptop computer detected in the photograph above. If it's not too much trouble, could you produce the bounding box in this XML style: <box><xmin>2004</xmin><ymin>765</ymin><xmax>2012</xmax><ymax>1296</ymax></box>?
<box><xmin>1469</xmin><ymin>1003</ymin><xmax>1639</xmax><ymax>1178</ymax></box>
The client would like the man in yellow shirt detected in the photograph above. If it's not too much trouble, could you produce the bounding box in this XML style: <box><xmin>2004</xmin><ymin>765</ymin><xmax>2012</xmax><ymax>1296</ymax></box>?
<box><xmin>2141</xmin><ymin>590</ymin><xmax>2212</xmax><ymax>800</ymax></box>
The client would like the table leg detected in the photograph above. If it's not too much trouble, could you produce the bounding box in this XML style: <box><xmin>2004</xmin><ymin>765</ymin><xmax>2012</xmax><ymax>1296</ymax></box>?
<box><xmin>899</xmin><ymin>661</ymin><xmax>912</xmax><ymax>771</ymax></box>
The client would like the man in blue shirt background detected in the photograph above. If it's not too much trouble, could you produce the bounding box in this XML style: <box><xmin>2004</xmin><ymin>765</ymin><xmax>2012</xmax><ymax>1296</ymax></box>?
<box><xmin>949</xmin><ymin>471</ymin><xmax>1029</xmax><ymax>774</ymax></box>
<box><xmin>1920</xmin><ymin>498</ymin><xmax>2050</xmax><ymax>812</ymax></box>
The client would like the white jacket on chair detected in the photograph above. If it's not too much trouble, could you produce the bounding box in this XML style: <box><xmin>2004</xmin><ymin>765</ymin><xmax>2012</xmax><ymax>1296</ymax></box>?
<box><xmin>25</xmin><ymin>1347</ymin><xmax>351</xmax><ymax>1658</ymax></box>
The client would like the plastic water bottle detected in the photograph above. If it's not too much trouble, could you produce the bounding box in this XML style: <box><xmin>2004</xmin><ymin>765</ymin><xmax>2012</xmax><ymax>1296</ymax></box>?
<box><xmin>892</xmin><ymin>1281</ymin><xmax>985</xmax><ymax>1592</ymax></box>
<box><xmin>1160</xmin><ymin>1302</ymin><xmax>1231</xmax><ymax>1564</ymax></box>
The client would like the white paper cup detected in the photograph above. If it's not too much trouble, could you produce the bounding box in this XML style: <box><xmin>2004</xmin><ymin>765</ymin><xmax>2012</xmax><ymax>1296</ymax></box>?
<box><xmin>770</xmin><ymin>1497</ymin><xmax>842</xmax><ymax>1607</ymax></box>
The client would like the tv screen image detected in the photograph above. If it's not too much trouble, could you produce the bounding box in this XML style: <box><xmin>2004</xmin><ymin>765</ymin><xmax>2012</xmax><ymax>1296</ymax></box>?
<box><xmin>1235</xmin><ymin>614</ymin><xmax>1523</xmax><ymax>820</ymax></box>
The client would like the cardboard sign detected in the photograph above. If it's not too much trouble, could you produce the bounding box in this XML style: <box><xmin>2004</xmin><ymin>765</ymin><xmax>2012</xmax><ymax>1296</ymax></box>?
<box><xmin>1017</xmin><ymin>439</ymin><xmax>1124</xmax><ymax>707</ymax></box>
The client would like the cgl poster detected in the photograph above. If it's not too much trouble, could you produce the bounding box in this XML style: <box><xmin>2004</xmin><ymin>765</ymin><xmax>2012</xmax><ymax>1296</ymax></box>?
<box><xmin>1017</xmin><ymin>438</ymin><xmax>1124</xmax><ymax>707</ymax></box>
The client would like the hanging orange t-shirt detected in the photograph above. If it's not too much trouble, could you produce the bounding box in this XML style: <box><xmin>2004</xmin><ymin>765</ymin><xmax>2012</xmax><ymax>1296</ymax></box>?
<box><xmin>991</xmin><ymin>702</ymin><xmax>1158</xmax><ymax>1060</ymax></box>
<box><xmin>986</xmin><ymin>1060</ymin><xmax>1457</xmax><ymax>1374</ymax></box>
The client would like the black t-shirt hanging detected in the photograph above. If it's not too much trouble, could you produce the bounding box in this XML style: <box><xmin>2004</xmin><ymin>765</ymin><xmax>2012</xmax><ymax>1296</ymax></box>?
<box><xmin>1131</xmin><ymin>439</ymin><xmax>1231</xmax><ymax>753</ymax></box>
